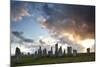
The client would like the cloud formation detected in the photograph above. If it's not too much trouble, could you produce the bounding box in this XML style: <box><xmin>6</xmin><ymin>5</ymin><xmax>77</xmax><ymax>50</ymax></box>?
<box><xmin>40</xmin><ymin>4</ymin><xmax>95</xmax><ymax>40</ymax></box>
<box><xmin>11</xmin><ymin>1</ymin><xmax>30</xmax><ymax>21</ymax></box>
<box><xmin>11</xmin><ymin>1</ymin><xmax>95</xmax><ymax>53</ymax></box>
<box><xmin>37</xmin><ymin>3</ymin><xmax>95</xmax><ymax>52</ymax></box>
<box><xmin>12</xmin><ymin>31</ymin><xmax>33</xmax><ymax>43</ymax></box>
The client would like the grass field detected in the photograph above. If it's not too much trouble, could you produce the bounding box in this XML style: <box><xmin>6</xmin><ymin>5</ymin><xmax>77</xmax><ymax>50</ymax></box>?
<box><xmin>11</xmin><ymin>53</ymin><xmax>95</xmax><ymax>67</ymax></box>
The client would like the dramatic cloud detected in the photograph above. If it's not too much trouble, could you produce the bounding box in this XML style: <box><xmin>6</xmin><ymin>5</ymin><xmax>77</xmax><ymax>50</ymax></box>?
<box><xmin>12</xmin><ymin>31</ymin><xmax>33</xmax><ymax>43</ymax></box>
<box><xmin>41</xmin><ymin>4</ymin><xmax>95</xmax><ymax>40</ymax></box>
<box><xmin>37</xmin><ymin>4</ymin><xmax>95</xmax><ymax>52</ymax></box>
<box><xmin>11</xmin><ymin>1</ymin><xmax>95</xmax><ymax>54</ymax></box>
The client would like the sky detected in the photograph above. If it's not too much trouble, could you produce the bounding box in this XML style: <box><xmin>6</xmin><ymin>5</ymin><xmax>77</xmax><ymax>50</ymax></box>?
<box><xmin>11</xmin><ymin>1</ymin><xmax>95</xmax><ymax>55</ymax></box>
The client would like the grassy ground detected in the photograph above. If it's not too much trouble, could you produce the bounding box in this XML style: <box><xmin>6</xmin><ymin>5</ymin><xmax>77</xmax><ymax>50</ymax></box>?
<box><xmin>11</xmin><ymin>53</ymin><xmax>95</xmax><ymax>67</ymax></box>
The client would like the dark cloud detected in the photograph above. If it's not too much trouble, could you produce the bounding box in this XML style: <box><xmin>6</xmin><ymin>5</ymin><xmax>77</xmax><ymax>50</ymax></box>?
<box><xmin>41</xmin><ymin>4</ymin><xmax>95</xmax><ymax>40</ymax></box>
<box><xmin>11</xmin><ymin>1</ymin><xmax>95</xmax><ymax>52</ymax></box>
<box><xmin>37</xmin><ymin>3</ymin><xmax>95</xmax><ymax>52</ymax></box>
<box><xmin>39</xmin><ymin>39</ymin><xmax>46</xmax><ymax>44</ymax></box>
<box><xmin>12</xmin><ymin>31</ymin><xmax>33</xmax><ymax>43</ymax></box>
<box><xmin>12</xmin><ymin>31</ymin><xmax>23</xmax><ymax>39</ymax></box>
<box><xmin>23</xmin><ymin>38</ymin><xmax>33</xmax><ymax>43</ymax></box>
<box><xmin>11</xmin><ymin>1</ymin><xmax>95</xmax><ymax>39</ymax></box>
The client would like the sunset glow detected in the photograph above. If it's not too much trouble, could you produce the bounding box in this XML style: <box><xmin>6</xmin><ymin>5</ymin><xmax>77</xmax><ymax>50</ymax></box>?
<box><xmin>78</xmin><ymin>39</ymin><xmax>95</xmax><ymax>48</ymax></box>
<box><xmin>11</xmin><ymin>1</ymin><xmax>95</xmax><ymax>55</ymax></box>
<box><xmin>63</xmin><ymin>33</ymin><xmax>74</xmax><ymax>41</ymax></box>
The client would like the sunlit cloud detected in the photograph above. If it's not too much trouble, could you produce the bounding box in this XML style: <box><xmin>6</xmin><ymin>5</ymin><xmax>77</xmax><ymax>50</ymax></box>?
<box><xmin>11</xmin><ymin>9</ymin><xmax>30</xmax><ymax>21</ymax></box>
<box><xmin>78</xmin><ymin>39</ymin><xmax>95</xmax><ymax>48</ymax></box>
<box><xmin>36</xmin><ymin>4</ymin><xmax>95</xmax><ymax>52</ymax></box>
<box><xmin>11</xmin><ymin>1</ymin><xmax>95</xmax><ymax>55</ymax></box>
<box><xmin>11</xmin><ymin>2</ymin><xmax>30</xmax><ymax>21</ymax></box>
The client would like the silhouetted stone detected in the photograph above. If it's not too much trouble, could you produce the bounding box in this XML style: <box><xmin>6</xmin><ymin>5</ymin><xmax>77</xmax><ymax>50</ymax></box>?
<box><xmin>58</xmin><ymin>46</ymin><xmax>63</xmax><ymax>56</ymax></box>
<box><xmin>73</xmin><ymin>49</ymin><xmax>77</xmax><ymax>56</ymax></box>
<box><xmin>87</xmin><ymin>48</ymin><xmax>90</xmax><ymax>55</ymax></box>
<box><xmin>55</xmin><ymin>43</ymin><xmax>58</xmax><ymax>56</ymax></box>
<box><xmin>67</xmin><ymin>47</ymin><xmax>72</xmax><ymax>56</ymax></box>
<box><xmin>63</xmin><ymin>49</ymin><xmax>66</xmax><ymax>56</ymax></box>
<box><xmin>15</xmin><ymin>47</ymin><xmax>21</xmax><ymax>57</ymax></box>
<box><xmin>43</xmin><ymin>48</ymin><xmax>47</xmax><ymax>56</ymax></box>
<box><xmin>15</xmin><ymin>47</ymin><xmax>21</xmax><ymax>63</ymax></box>
<box><xmin>38</xmin><ymin>46</ymin><xmax>42</xmax><ymax>56</ymax></box>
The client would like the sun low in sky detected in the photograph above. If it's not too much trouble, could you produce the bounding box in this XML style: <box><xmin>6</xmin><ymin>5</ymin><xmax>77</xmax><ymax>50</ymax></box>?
<box><xmin>11</xmin><ymin>1</ymin><xmax>95</xmax><ymax>55</ymax></box>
